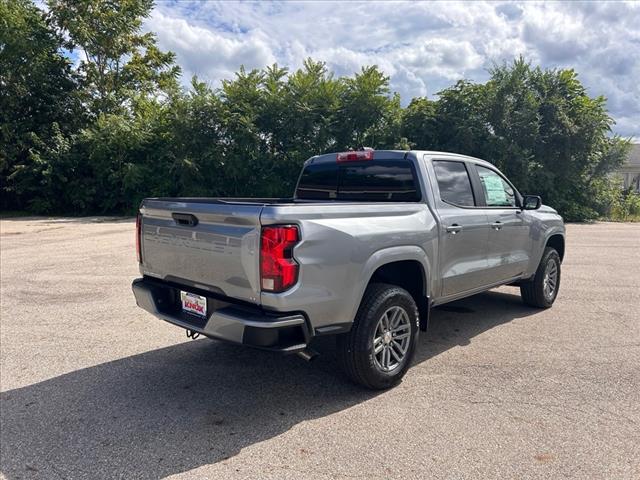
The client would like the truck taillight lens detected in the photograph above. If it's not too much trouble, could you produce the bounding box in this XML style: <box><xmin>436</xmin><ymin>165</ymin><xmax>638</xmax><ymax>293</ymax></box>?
<box><xmin>260</xmin><ymin>225</ymin><xmax>299</xmax><ymax>292</ymax></box>
<box><xmin>336</xmin><ymin>150</ymin><xmax>374</xmax><ymax>162</ymax></box>
<box><xmin>136</xmin><ymin>213</ymin><xmax>142</xmax><ymax>263</ymax></box>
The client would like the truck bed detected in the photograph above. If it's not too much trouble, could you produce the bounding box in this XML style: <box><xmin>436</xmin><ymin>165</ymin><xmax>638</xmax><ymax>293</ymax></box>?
<box><xmin>138</xmin><ymin>197</ymin><xmax>432</xmax><ymax>312</ymax></box>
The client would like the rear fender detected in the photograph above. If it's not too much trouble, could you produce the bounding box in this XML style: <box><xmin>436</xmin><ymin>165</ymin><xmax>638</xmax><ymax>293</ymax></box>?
<box><xmin>350</xmin><ymin>246</ymin><xmax>431</xmax><ymax>321</ymax></box>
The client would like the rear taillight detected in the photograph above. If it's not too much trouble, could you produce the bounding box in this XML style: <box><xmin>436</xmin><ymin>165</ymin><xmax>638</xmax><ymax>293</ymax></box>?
<box><xmin>336</xmin><ymin>150</ymin><xmax>374</xmax><ymax>162</ymax></box>
<box><xmin>260</xmin><ymin>225</ymin><xmax>299</xmax><ymax>292</ymax></box>
<box><xmin>136</xmin><ymin>213</ymin><xmax>142</xmax><ymax>263</ymax></box>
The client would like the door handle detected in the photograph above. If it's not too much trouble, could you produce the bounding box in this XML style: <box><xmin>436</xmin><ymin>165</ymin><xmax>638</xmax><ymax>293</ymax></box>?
<box><xmin>491</xmin><ymin>221</ymin><xmax>503</xmax><ymax>230</ymax></box>
<box><xmin>446</xmin><ymin>224</ymin><xmax>463</xmax><ymax>234</ymax></box>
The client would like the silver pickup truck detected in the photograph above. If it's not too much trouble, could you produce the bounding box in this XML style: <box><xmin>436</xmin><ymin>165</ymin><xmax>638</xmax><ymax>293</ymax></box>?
<box><xmin>132</xmin><ymin>149</ymin><xmax>565</xmax><ymax>389</ymax></box>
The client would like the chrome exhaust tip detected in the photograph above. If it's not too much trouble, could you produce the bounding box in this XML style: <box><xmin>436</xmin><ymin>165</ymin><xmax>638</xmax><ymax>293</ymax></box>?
<box><xmin>296</xmin><ymin>348</ymin><xmax>319</xmax><ymax>362</ymax></box>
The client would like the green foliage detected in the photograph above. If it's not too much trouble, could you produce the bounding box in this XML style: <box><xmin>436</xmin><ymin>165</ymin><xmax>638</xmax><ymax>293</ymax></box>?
<box><xmin>593</xmin><ymin>178</ymin><xmax>640</xmax><ymax>222</ymax></box>
<box><xmin>614</xmin><ymin>192</ymin><xmax>640</xmax><ymax>222</ymax></box>
<box><xmin>0</xmin><ymin>2</ymin><xmax>633</xmax><ymax>220</ymax></box>
<box><xmin>0</xmin><ymin>0</ymin><xmax>83</xmax><ymax>210</ymax></box>
<box><xmin>47</xmin><ymin>0</ymin><xmax>180</xmax><ymax>115</ymax></box>
<box><xmin>431</xmin><ymin>80</ymin><xmax>495</xmax><ymax>158</ymax></box>
<box><xmin>336</xmin><ymin>66</ymin><xmax>398</xmax><ymax>149</ymax></box>
<box><xmin>401</xmin><ymin>97</ymin><xmax>437</xmax><ymax>149</ymax></box>
<box><xmin>402</xmin><ymin>58</ymin><xmax>632</xmax><ymax>221</ymax></box>
<box><xmin>486</xmin><ymin>59</ymin><xmax>631</xmax><ymax>221</ymax></box>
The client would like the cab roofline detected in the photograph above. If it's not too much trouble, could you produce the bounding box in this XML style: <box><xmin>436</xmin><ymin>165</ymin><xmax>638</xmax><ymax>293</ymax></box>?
<box><xmin>305</xmin><ymin>149</ymin><xmax>492</xmax><ymax>167</ymax></box>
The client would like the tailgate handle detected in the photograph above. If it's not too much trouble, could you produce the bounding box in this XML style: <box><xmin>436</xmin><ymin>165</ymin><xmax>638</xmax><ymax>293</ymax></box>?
<box><xmin>172</xmin><ymin>213</ymin><xmax>199</xmax><ymax>227</ymax></box>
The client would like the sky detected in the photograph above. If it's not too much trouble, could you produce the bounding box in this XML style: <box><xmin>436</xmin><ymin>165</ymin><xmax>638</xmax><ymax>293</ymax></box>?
<box><xmin>145</xmin><ymin>1</ymin><xmax>639</xmax><ymax>140</ymax></box>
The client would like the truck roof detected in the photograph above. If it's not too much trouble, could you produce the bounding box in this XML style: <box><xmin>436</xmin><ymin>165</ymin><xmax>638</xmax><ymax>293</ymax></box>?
<box><xmin>308</xmin><ymin>149</ymin><xmax>494</xmax><ymax>168</ymax></box>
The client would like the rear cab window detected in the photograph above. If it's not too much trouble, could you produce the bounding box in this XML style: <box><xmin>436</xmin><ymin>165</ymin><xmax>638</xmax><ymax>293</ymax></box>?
<box><xmin>296</xmin><ymin>158</ymin><xmax>421</xmax><ymax>202</ymax></box>
<box><xmin>295</xmin><ymin>163</ymin><xmax>338</xmax><ymax>200</ymax></box>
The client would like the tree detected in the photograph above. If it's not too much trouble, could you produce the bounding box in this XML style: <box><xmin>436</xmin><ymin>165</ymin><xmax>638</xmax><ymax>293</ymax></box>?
<box><xmin>218</xmin><ymin>66</ymin><xmax>268</xmax><ymax>196</ymax></box>
<box><xmin>401</xmin><ymin>97</ymin><xmax>438</xmax><ymax>149</ymax></box>
<box><xmin>336</xmin><ymin>66</ymin><xmax>400</xmax><ymax>150</ymax></box>
<box><xmin>485</xmin><ymin>57</ymin><xmax>540</xmax><ymax>190</ymax></box>
<box><xmin>0</xmin><ymin>0</ymin><xmax>83</xmax><ymax>211</ymax></box>
<box><xmin>0</xmin><ymin>3</ymin><xmax>630</xmax><ymax>220</ymax></box>
<box><xmin>260</xmin><ymin>59</ymin><xmax>341</xmax><ymax>193</ymax></box>
<box><xmin>47</xmin><ymin>0</ymin><xmax>180</xmax><ymax>115</ymax></box>
<box><xmin>409</xmin><ymin>59</ymin><xmax>631</xmax><ymax>221</ymax></box>
<box><xmin>487</xmin><ymin>60</ymin><xmax>629</xmax><ymax>220</ymax></box>
<box><xmin>432</xmin><ymin>80</ymin><xmax>494</xmax><ymax>158</ymax></box>
<box><xmin>166</xmin><ymin>78</ymin><xmax>226</xmax><ymax>199</ymax></box>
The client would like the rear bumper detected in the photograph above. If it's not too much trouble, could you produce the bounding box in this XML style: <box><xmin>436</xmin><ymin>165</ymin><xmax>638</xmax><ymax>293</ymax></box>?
<box><xmin>132</xmin><ymin>277</ymin><xmax>311</xmax><ymax>352</ymax></box>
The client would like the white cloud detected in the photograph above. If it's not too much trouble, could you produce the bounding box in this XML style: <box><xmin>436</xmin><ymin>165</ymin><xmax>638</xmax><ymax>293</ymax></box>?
<box><xmin>145</xmin><ymin>1</ymin><xmax>640</xmax><ymax>138</ymax></box>
<box><xmin>146</xmin><ymin>11</ymin><xmax>276</xmax><ymax>84</ymax></box>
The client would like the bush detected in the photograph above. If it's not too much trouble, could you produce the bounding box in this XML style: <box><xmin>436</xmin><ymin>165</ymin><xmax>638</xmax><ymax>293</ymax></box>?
<box><xmin>611</xmin><ymin>191</ymin><xmax>640</xmax><ymax>222</ymax></box>
<box><xmin>592</xmin><ymin>178</ymin><xmax>640</xmax><ymax>222</ymax></box>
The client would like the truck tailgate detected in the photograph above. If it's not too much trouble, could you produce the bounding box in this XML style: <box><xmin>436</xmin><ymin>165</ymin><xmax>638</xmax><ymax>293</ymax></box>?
<box><xmin>139</xmin><ymin>199</ymin><xmax>264</xmax><ymax>304</ymax></box>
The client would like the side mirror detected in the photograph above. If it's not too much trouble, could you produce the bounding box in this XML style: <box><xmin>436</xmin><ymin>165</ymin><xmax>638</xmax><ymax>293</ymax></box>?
<box><xmin>522</xmin><ymin>195</ymin><xmax>542</xmax><ymax>210</ymax></box>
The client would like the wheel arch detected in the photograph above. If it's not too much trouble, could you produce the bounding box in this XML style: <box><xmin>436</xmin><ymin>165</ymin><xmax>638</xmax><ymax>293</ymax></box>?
<box><xmin>546</xmin><ymin>233</ymin><xmax>565</xmax><ymax>262</ymax></box>
<box><xmin>351</xmin><ymin>246</ymin><xmax>431</xmax><ymax>324</ymax></box>
<box><xmin>369</xmin><ymin>260</ymin><xmax>426</xmax><ymax>304</ymax></box>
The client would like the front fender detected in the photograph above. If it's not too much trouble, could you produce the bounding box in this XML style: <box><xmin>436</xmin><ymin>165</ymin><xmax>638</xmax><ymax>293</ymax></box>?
<box><xmin>526</xmin><ymin>223</ymin><xmax>565</xmax><ymax>277</ymax></box>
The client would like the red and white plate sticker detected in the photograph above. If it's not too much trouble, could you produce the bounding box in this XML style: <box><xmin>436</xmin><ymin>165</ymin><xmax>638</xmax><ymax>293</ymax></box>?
<box><xmin>181</xmin><ymin>291</ymin><xmax>207</xmax><ymax>317</ymax></box>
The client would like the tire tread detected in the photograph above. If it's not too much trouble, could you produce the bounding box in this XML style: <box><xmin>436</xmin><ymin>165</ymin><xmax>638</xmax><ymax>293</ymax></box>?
<box><xmin>337</xmin><ymin>283</ymin><xmax>418</xmax><ymax>389</ymax></box>
<box><xmin>520</xmin><ymin>247</ymin><xmax>560</xmax><ymax>308</ymax></box>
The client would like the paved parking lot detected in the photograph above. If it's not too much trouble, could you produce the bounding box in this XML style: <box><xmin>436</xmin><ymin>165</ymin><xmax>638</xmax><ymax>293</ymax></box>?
<box><xmin>1</xmin><ymin>218</ymin><xmax>639</xmax><ymax>479</ymax></box>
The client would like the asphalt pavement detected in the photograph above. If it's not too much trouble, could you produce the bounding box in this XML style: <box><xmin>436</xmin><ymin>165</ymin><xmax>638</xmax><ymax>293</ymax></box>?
<box><xmin>1</xmin><ymin>218</ymin><xmax>639</xmax><ymax>479</ymax></box>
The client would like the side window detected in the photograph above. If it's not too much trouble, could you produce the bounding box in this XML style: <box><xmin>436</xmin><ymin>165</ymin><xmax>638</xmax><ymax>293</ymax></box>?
<box><xmin>476</xmin><ymin>165</ymin><xmax>517</xmax><ymax>207</ymax></box>
<box><xmin>433</xmin><ymin>161</ymin><xmax>475</xmax><ymax>207</ymax></box>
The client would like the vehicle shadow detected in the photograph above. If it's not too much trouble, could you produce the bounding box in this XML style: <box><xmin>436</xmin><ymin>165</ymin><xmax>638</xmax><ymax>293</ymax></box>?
<box><xmin>415</xmin><ymin>289</ymin><xmax>538</xmax><ymax>363</ymax></box>
<box><xmin>0</xmin><ymin>289</ymin><xmax>538</xmax><ymax>479</ymax></box>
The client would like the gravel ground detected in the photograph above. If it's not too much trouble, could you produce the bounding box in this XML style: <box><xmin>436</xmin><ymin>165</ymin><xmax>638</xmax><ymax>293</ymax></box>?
<box><xmin>1</xmin><ymin>218</ymin><xmax>639</xmax><ymax>479</ymax></box>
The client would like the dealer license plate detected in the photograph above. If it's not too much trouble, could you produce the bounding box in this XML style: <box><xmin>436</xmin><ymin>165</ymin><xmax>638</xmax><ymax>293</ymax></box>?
<box><xmin>181</xmin><ymin>291</ymin><xmax>207</xmax><ymax>317</ymax></box>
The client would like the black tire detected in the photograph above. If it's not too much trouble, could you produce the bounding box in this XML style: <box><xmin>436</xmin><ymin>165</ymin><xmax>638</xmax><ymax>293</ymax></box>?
<box><xmin>337</xmin><ymin>283</ymin><xmax>419</xmax><ymax>390</ymax></box>
<box><xmin>520</xmin><ymin>247</ymin><xmax>561</xmax><ymax>308</ymax></box>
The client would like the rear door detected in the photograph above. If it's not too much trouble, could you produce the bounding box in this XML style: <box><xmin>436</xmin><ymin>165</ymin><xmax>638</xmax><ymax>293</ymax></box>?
<box><xmin>470</xmin><ymin>164</ymin><xmax>532</xmax><ymax>281</ymax></box>
<box><xmin>430</xmin><ymin>159</ymin><xmax>490</xmax><ymax>297</ymax></box>
<box><xmin>139</xmin><ymin>199</ymin><xmax>263</xmax><ymax>303</ymax></box>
